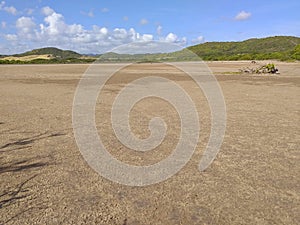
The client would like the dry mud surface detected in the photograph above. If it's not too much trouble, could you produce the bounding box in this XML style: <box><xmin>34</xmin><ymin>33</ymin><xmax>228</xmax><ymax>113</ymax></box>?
<box><xmin>0</xmin><ymin>61</ymin><xmax>299</xmax><ymax>224</ymax></box>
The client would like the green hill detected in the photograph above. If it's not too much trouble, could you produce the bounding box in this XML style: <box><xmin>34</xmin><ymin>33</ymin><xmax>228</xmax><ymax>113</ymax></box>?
<box><xmin>188</xmin><ymin>36</ymin><xmax>300</xmax><ymax>61</ymax></box>
<box><xmin>14</xmin><ymin>47</ymin><xmax>81</xmax><ymax>59</ymax></box>
<box><xmin>1</xmin><ymin>36</ymin><xmax>300</xmax><ymax>64</ymax></box>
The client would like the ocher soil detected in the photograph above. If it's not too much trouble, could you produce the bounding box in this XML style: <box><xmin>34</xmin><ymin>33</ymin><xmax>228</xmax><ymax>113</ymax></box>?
<box><xmin>0</xmin><ymin>61</ymin><xmax>299</xmax><ymax>224</ymax></box>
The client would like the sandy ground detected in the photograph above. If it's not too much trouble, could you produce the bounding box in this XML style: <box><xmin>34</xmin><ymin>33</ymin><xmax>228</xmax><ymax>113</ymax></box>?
<box><xmin>0</xmin><ymin>61</ymin><xmax>299</xmax><ymax>224</ymax></box>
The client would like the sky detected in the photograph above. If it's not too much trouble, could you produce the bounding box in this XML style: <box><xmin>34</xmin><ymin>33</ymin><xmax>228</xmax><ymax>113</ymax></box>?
<box><xmin>0</xmin><ymin>0</ymin><xmax>299</xmax><ymax>54</ymax></box>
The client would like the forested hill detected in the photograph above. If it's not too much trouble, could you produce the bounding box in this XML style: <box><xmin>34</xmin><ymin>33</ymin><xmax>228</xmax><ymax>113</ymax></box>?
<box><xmin>187</xmin><ymin>36</ymin><xmax>300</xmax><ymax>61</ymax></box>
<box><xmin>14</xmin><ymin>47</ymin><xmax>81</xmax><ymax>59</ymax></box>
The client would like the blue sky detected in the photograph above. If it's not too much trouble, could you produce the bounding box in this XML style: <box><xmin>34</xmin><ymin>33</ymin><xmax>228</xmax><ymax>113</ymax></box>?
<box><xmin>0</xmin><ymin>0</ymin><xmax>299</xmax><ymax>54</ymax></box>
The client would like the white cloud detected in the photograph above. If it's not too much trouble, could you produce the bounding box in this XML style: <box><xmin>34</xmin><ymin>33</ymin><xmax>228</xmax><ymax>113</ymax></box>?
<box><xmin>192</xmin><ymin>36</ymin><xmax>205</xmax><ymax>44</ymax></box>
<box><xmin>1</xmin><ymin>21</ymin><xmax>6</xmax><ymax>28</ymax></box>
<box><xmin>0</xmin><ymin>1</ymin><xmax>18</xmax><ymax>15</ymax></box>
<box><xmin>113</xmin><ymin>28</ymin><xmax>128</xmax><ymax>39</ymax></box>
<box><xmin>1</xmin><ymin>7</ymin><xmax>187</xmax><ymax>54</ymax></box>
<box><xmin>157</xmin><ymin>25</ymin><xmax>162</xmax><ymax>35</ymax></box>
<box><xmin>41</xmin><ymin>6</ymin><xmax>54</xmax><ymax>16</ymax></box>
<box><xmin>0</xmin><ymin>1</ymin><xmax>5</xmax><ymax>9</ymax></box>
<box><xmin>235</xmin><ymin>11</ymin><xmax>251</xmax><ymax>21</ymax></box>
<box><xmin>165</xmin><ymin>33</ymin><xmax>178</xmax><ymax>42</ymax></box>
<box><xmin>101</xmin><ymin>8</ymin><xmax>109</xmax><ymax>13</ymax></box>
<box><xmin>163</xmin><ymin>33</ymin><xmax>187</xmax><ymax>46</ymax></box>
<box><xmin>112</xmin><ymin>41</ymin><xmax>183</xmax><ymax>54</ymax></box>
<box><xmin>181</xmin><ymin>37</ymin><xmax>187</xmax><ymax>45</ymax></box>
<box><xmin>16</xmin><ymin>17</ymin><xmax>36</xmax><ymax>33</ymax></box>
<box><xmin>42</xmin><ymin>12</ymin><xmax>65</xmax><ymax>35</ymax></box>
<box><xmin>0</xmin><ymin>2</ymin><xmax>18</xmax><ymax>15</ymax></box>
<box><xmin>4</xmin><ymin>6</ymin><xmax>17</xmax><ymax>15</ymax></box>
<box><xmin>5</xmin><ymin>34</ymin><xmax>17</xmax><ymax>41</ymax></box>
<box><xmin>81</xmin><ymin>10</ymin><xmax>94</xmax><ymax>18</ymax></box>
<box><xmin>100</xmin><ymin>27</ymin><xmax>108</xmax><ymax>35</ymax></box>
<box><xmin>140</xmin><ymin>34</ymin><xmax>153</xmax><ymax>42</ymax></box>
<box><xmin>88</xmin><ymin>11</ymin><xmax>94</xmax><ymax>17</ymax></box>
<box><xmin>26</xmin><ymin>8</ymin><xmax>34</xmax><ymax>15</ymax></box>
<box><xmin>5</xmin><ymin>34</ymin><xmax>18</xmax><ymax>41</ymax></box>
<box><xmin>140</xmin><ymin>18</ymin><xmax>148</xmax><ymax>25</ymax></box>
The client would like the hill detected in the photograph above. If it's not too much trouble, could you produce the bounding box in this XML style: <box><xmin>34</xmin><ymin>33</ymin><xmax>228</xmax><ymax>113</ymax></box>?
<box><xmin>14</xmin><ymin>47</ymin><xmax>81</xmax><ymax>59</ymax></box>
<box><xmin>188</xmin><ymin>36</ymin><xmax>300</xmax><ymax>61</ymax></box>
<box><xmin>0</xmin><ymin>47</ymin><xmax>95</xmax><ymax>64</ymax></box>
<box><xmin>0</xmin><ymin>36</ymin><xmax>299</xmax><ymax>64</ymax></box>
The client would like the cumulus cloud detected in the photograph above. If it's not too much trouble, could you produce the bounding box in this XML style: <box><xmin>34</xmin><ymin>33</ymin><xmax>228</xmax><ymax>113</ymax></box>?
<box><xmin>41</xmin><ymin>6</ymin><xmax>54</xmax><ymax>16</ymax></box>
<box><xmin>181</xmin><ymin>37</ymin><xmax>188</xmax><ymax>45</ymax></box>
<box><xmin>192</xmin><ymin>36</ymin><xmax>205</xmax><ymax>44</ymax></box>
<box><xmin>5</xmin><ymin>34</ymin><xmax>17</xmax><ymax>41</ymax></box>
<box><xmin>2</xmin><ymin>7</ymin><xmax>187</xmax><ymax>54</ymax></box>
<box><xmin>235</xmin><ymin>11</ymin><xmax>251</xmax><ymax>21</ymax></box>
<box><xmin>4</xmin><ymin>6</ymin><xmax>17</xmax><ymax>15</ymax></box>
<box><xmin>101</xmin><ymin>8</ymin><xmax>109</xmax><ymax>13</ymax></box>
<box><xmin>88</xmin><ymin>11</ymin><xmax>94</xmax><ymax>17</ymax></box>
<box><xmin>112</xmin><ymin>41</ymin><xmax>183</xmax><ymax>54</ymax></box>
<box><xmin>0</xmin><ymin>1</ymin><xmax>17</xmax><ymax>15</ymax></box>
<box><xmin>113</xmin><ymin>28</ymin><xmax>128</xmax><ymax>39</ymax></box>
<box><xmin>26</xmin><ymin>8</ymin><xmax>34</xmax><ymax>15</ymax></box>
<box><xmin>16</xmin><ymin>17</ymin><xmax>36</xmax><ymax>32</ymax></box>
<box><xmin>163</xmin><ymin>33</ymin><xmax>187</xmax><ymax>46</ymax></box>
<box><xmin>81</xmin><ymin>10</ymin><xmax>94</xmax><ymax>18</ymax></box>
<box><xmin>14</xmin><ymin>17</ymin><xmax>37</xmax><ymax>40</ymax></box>
<box><xmin>41</xmin><ymin>12</ymin><xmax>66</xmax><ymax>36</ymax></box>
<box><xmin>165</xmin><ymin>33</ymin><xmax>178</xmax><ymax>42</ymax></box>
<box><xmin>140</xmin><ymin>34</ymin><xmax>153</xmax><ymax>42</ymax></box>
<box><xmin>140</xmin><ymin>18</ymin><xmax>148</xmax><ymax>25</ymax></box>
<box><xmin>157</xmin><ymin>25</ymin><xmax>162</xmax><ymax>35</ymax></box>
<box><xmin>99</xmin><ymin>27</ymin><xmax>108</xmax><ymax>35</ymax></box>
<box><xmin>1</xmin><ymin>21</ymin><xmax>6</xmax><ymax>28</ymax></box>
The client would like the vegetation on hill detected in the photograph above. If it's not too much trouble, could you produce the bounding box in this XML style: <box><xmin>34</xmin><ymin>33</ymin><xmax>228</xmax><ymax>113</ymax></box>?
<box><xmin>291</xmin><ymin>44</ymin><xmax>300</xmax><ymax>60</ymax></box>
<box><xmin>0</xmin><ymin>47</ymin><xmax>95</xmax><ymax>64</ymax></box>
<box><xmin>0</xmin><ymin>36</ymin><xmax>299</xmax><ymax>64</ymax></box>
<box><xmin>188</xmin><ymin>36</ymin><xmax>300</xmax><ymax>61</ymax></box>
<box><xmin>14</xmin><ymin>47</ymin><xmax>81</xmax><ymax>59</ymax></box>
<box><xmin>97</xmin><ymin>49</ymin><xmax>200</xmax><ymax>63</ymax></box>
<box><xmin>0</xmin><ymin>58</ymin><xmax>95</xmax><ymax>64</ymax></box>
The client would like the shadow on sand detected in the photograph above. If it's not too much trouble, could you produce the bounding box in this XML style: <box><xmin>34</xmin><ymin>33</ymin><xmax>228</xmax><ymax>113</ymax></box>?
<box><xmin>0</xmin><ymin>131</ymin><xmax>66</xmax><ymax>151</ymax></box>
<box><xmin>0</xmin><ymin>130</ymin><xmax>68</xmax><ymax>223</ymax></box>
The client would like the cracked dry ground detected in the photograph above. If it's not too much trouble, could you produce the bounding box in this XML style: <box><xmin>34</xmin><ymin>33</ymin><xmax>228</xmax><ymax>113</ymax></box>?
<box><xmin>0</xmin><ymin>62</ymin><xmax>299</xmax><ymax>224</ymax></box>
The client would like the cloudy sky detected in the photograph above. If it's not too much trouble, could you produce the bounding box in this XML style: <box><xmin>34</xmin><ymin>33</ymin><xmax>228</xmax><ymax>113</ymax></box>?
<box><xmin>0</xmin><ymin>0</ymin><xmax>299</xmax><ymax>54</ymax></box>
